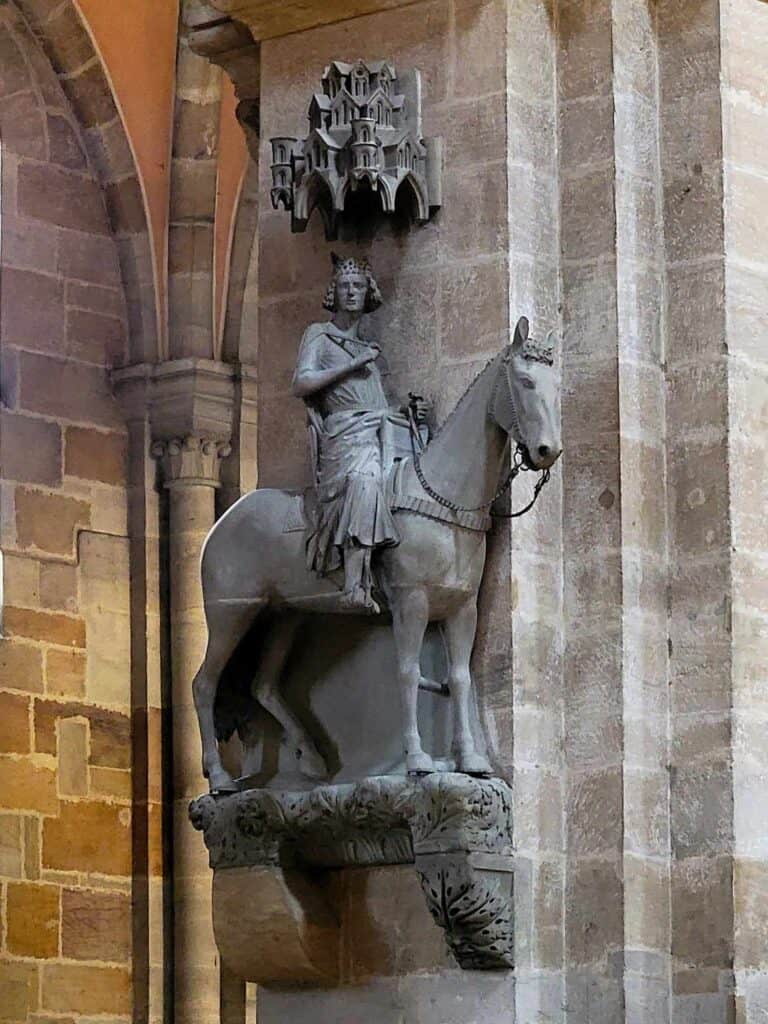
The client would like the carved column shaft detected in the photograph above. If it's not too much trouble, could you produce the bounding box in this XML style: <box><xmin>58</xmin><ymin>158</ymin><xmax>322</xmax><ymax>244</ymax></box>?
<box><xmin>153</xmin><ymin>436</ymin><xmax>230</xmax><ymax>1024</ymax></box>
<box><xmin>115</xmin><ymin>356</ymin><xmax>237</xmax><ymax>1023</ymax></box>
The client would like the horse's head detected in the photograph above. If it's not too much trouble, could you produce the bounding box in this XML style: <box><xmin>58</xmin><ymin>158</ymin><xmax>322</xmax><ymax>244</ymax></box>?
<box><xmin>491</xmin><ymin>317</ymin><xmax>562</xmax><ymax>471</ymax></box>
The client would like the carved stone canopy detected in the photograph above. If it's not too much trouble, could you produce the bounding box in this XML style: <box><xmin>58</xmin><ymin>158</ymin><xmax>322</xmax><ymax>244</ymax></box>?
<box><xmin>190</xmin><ymin>773</ymin><xmax>514</xmax><ymax>977</ymax></box>
<box><xmin>269</xmin><ymin>59</ymin><xmax>442</xmax><ymax>238</ymax></box>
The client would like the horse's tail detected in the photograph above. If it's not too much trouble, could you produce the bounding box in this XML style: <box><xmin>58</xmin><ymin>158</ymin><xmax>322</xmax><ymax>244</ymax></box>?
<box><xmin>197</xmin><ymin>488</ymin><xmax>290</xmax><ymax>746</ymax></box>
<box><xmin>212</xmin><ymin>606</ymin><xmax>270</xmax><ymax>745</ymax></box>
<box><xmin>199</xmin><ymin>489</ymin><xmax>252</xmax><ymax>582</ymax></box>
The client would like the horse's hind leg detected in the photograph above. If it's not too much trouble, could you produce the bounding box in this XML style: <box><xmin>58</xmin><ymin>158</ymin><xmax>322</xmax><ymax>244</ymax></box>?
<box><xmin>252</xmin><ymin>613</ymin><xmax>327</xmax><ymax>779</ymax></box>
<box><xmin>193</xmin><ymin>602</ymin><xmax>263</xmax><ymax>793</ymax></box>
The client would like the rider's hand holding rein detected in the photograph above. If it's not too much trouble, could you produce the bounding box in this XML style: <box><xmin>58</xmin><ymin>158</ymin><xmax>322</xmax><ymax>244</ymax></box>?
<box><xmin>351</xmin><ymin>344</ymin><xmax>380</xmax><ymax>372</ymax></box>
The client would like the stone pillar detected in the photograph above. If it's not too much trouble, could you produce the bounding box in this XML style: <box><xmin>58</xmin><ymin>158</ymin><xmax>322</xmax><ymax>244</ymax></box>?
<box><xmin>657</xmin><ymin>3</ymin><xmax>735</xmax><ymax>1019</ymax></box>
<box><xmin>611</xmin><ymin>3</ymin><xmax>672</xmax><ymax>1019</ymax></box>
<box><xmin>117</xmin><ymin>357</ymin><xmax>237</xmax><ymax>1024</ymax></box>
<box><xmin>112</xmin><ymin>368</ymin><xmax>168</xmax><ymax>1024</ymax></box>
<box><xmin>169</xmin><ymin>2</ymin><xmax>223</xmax><ymax>362</ymax></box>
<box><xmin>505</xmin><ymin>3</ymin><xmax>565</xmax><ymax>1021</ymax></box>
<box><xmin>152</xmin><ymin>435</ymin><xmax>231</xmax><ymax>1024</ymax></box>
<box><xmin>556</xmin><ymin>3</ymin><xmax>625</xmax><ymax>1017</ymax></box>
<box><xmin>720</xmin><ymin>1</ymin><xmax>768</xmax><ymax>1018</ymax></box>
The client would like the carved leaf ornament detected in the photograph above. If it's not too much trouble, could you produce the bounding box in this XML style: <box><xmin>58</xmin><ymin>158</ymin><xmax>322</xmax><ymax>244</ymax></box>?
<box><xmin>190</xmin><ymin>773</ymin><xmax>514</xmax><ymax>969</ymax></box>
<box><xmin>418</xmin><ymin>857</ymin><xmax>514</xmax><ymax>969</ymax></box>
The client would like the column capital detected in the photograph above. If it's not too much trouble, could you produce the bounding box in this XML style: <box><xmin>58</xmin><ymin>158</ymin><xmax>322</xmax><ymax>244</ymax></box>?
<box><xmin>151</xmin><ymin>435</ymin><xmax>232</xmax><ymax>489</ymax></box>
<box><xmin>112</xmin><ymin>357</ymin><xmax>238</xmax><ymax>443</ymax></box>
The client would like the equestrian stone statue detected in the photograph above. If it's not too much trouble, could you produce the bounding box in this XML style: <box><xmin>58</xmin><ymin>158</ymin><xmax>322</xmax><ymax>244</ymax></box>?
<box><xmin>191</xmin><ymin>260</ymin><xmax>562</xmax><ymax>791</ymax></box>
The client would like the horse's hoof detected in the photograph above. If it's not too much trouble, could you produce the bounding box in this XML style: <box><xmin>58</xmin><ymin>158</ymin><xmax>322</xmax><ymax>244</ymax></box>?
<box><xmin>456</xmin><ymin>751</ymin><xmax>493</xmax><ymax>776</ymax></box>
<box><xmin>208</xmin><ymin>768</ymin><xmax>238</xmax><ymax>794</ymax></box>
<box><xmin>406</xmin><ymin>752</ymin><xmax>436</xmax><ymax>774</ymax></box>
<box><xmin>296</xmin><ymin>746</ymin><xmax>327</xmax><ymax>779</ymax></box>
<box><xmin>340</xmin><ymin>587</ymin><xmax>380</xmax><ymax>615</ymax></box>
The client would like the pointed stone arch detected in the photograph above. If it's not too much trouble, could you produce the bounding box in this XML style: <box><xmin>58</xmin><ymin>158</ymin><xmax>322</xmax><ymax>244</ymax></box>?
<box><xmin>12</xmin><ymin>0</ymin><xmax>159</xmax><ymax>362</ymax></box>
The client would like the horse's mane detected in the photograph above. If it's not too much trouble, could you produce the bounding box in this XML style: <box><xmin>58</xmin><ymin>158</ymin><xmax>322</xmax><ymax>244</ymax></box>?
<box><xmin>427</xmin><ymin>350</ymin><xmax>502</xmax><ymax>446</ymax></box>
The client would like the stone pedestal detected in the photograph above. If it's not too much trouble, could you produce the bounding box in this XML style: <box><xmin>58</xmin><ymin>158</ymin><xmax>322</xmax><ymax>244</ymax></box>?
<box><xmin>256</xmin><ymin>963</ymin><xmax>516</xmax><ymax>1024</ymax></box>
<box><xmin>190</xmin><ymin>774</ymin><xmax>515</xmax><ymax>1019</ymax></box>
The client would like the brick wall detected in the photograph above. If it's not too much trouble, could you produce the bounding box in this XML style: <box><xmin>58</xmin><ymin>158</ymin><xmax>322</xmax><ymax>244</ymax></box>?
<box><xmin>0</xmin><ymin>4</ymin><xmax>133</xmax><ymax>1022</ymax></box>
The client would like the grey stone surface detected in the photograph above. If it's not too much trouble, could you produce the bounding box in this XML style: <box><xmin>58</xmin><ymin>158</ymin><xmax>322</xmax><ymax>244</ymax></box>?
<box><xmin>191</xmin><ymin>294</ymin><xmax>560</xmax><ymax>792</ymax></box>
<box><xmin>514</xmin><ymin>971</ymin><xmax>567</xmax><ymax>1024</ymax></box>
<box><xmin>257</xmin><ymin>972</ymin><xmax>516</xmax><ymax>1024</ymax></box>
<box><xmin>671</xmin><ymin>993</ymin><xmax>733</xmax><ymax>1024</ymax></box>
<box><xmin>191</xmin><ymin>772</ymin><xmax>515</xmax><ymax>972</ymax></box>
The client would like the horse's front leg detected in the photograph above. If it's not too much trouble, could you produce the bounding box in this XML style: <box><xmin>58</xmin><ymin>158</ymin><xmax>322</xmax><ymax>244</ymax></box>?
<box><xmin>444</xmin><ymin>597</ymin><xmax>492</xmax><ymax>775</ymax></box>
<box><xmin>391</xmin><ymin>589</ymin><xmax>434</xmax><ymax>773</ymax></box>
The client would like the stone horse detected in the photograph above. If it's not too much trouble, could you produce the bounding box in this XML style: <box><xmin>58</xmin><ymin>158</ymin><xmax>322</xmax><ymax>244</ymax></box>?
<box><xmin>193</xmin><ymin>317</ymin><xmax>561</xmax><ymax>792</ymax></box>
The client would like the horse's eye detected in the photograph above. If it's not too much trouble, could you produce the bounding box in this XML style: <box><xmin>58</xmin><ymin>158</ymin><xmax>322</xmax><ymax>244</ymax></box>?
<box><xmin>521</xmin><ymin>378</ymin><xmax>535</xmax><ymax>390</ymax></box>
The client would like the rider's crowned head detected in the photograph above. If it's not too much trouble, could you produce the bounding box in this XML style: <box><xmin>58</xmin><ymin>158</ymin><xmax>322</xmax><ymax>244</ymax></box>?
<box><xmin>323</xmin><ymin>252</ymin><xmax>383</xmax><ymax>314</ymax></box>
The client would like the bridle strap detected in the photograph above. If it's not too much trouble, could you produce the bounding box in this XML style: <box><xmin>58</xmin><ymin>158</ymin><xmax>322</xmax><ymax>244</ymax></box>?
<box><xmin>490</xmin><ymin>463</ymin><xmax>550</xmax><ymax>519</ymax></box>
<box><xmin>407</xmin><ymin>360</ymin><xmax>551</xmax><ymax>519</ymax></box>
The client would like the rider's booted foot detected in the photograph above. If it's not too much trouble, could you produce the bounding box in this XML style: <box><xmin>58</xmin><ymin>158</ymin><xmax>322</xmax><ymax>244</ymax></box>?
<box><xmin>456</xmin><ymin>750</ymin><xmax>493</xmax><ymax>776</ymax></box>
<box><xmin>406</xmin><ymin>751</ymin><xmax>436</xmax><ymax>774</ymax></box>
<box><xmin>296</xmin><ymin>743</ymin><xmax>327</xmax><ymax>779</ymax></box>
<box><xmin>340</xmin><ymin>584</ymin><xmax>380</xmax><ymax>615</ymax></box>
<box><xmin>207</xmin><ymin>766</ymin><xmax>238</xmax><ymax>794</ymax></box>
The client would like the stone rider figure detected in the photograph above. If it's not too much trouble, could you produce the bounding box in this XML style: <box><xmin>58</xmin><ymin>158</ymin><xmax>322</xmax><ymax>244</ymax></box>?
<box><xmin>292</xmin><ymin>253</ymin><xmax>427</xmax><ymax>613</ymax></box>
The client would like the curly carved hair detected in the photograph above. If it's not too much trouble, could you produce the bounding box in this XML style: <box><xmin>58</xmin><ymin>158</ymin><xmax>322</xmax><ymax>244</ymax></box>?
<box><xmin>322</xmin><ymin>252</ymin><xmax>383</xmax><ymax>313</ymax></box>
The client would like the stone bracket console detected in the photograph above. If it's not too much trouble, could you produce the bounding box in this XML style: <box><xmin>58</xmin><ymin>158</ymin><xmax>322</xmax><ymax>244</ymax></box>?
<box><xmin>190</xmin><ymin>773</ymin><xmax>514</xmax><ymax>981</ymax></box>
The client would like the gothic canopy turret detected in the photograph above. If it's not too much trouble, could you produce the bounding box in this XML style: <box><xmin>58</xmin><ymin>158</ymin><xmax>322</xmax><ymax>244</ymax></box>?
<box><xmin>269</xmin><ymin>59</ymin><xmax>442</xmax><ymax>237</ymax></box>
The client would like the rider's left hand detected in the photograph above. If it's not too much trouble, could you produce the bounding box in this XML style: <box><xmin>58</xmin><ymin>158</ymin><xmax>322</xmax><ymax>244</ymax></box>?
<box><xmin>408</xmin><ymin>395</ymin><xmax>432</xmax><ymax>424</ymax></box>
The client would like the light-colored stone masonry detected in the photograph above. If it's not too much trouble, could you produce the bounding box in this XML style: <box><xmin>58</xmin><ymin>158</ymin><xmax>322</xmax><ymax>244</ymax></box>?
<box><xmin>721</xmin><ymin>1</ymin><xmax>768</xmax><ymax>1020</ymax></box>
<box><xmin>506</xmin><ymin>2</ymin><xmax>564</xmax><ymax>1021</ymax></box>
<box><xmin>658</xmin><ymin>2</ymin><xmax>735</xmax><ymax>1020</ymax></box>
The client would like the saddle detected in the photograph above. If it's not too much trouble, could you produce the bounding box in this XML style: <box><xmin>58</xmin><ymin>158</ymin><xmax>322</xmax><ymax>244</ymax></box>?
<box><xmin>281</xmin><ymin>411</ymin><xmax>491</xmax><ymax>538</ymax></box>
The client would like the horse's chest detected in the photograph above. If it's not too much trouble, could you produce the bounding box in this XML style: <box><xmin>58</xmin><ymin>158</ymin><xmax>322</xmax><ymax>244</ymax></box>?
<box><xmin>437</xmin><ymin>533</ymin><xmax>484</xmax><ymax>586</ymax></box>
<box><xmin>382</xmin><ymin>518</ymin><xmax>486</xmax><ymax>592</ymax></box>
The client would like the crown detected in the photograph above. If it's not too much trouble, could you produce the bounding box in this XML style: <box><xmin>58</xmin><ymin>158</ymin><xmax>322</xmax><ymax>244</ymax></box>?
<box><xmin>330</xmin><ymin>252</ymin><xmax>373</xmax><ymax>277</ymax></box>
<box><xmin>521</xmin><ymin>330</ymin><xmax>555</xmax><ymax>365</ymax></box>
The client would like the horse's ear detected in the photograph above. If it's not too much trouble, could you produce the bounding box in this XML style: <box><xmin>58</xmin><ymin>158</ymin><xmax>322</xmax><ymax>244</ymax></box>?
<box><xmin>330</xmin><ymin>251</ymin><xmax>340</xmax><ymax>268</ymax></box>
<box><xmin>512</xmin><ymin>316</ymin><xmax>529</xmax><ymax>352</ymax></box>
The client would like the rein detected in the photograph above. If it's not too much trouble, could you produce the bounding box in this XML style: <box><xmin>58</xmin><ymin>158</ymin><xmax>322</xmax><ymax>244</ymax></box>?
<box><xmin>406</xmin><ymin>361</ymin><xmax>551</xmax><ymax>520</ymax></box>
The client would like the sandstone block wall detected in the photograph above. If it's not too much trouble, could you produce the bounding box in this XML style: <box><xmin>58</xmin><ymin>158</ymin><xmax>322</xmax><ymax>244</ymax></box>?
<box><xmin>0</xmin><ymin>6</ymin><xmax>138</xmax><ymax>1022</ymax></box>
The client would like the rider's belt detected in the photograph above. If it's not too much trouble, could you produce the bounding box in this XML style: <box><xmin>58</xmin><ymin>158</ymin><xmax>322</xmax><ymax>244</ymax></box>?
<box><xmin>323</xmin><ymin>406</ymin><xmax>385</xmax><ymax>422</ymax></box>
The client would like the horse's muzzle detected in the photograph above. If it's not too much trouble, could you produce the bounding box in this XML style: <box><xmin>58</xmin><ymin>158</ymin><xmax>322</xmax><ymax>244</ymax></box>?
<box><xmin>525</xmin><ymin>443</ymin><xmax>562</xmax><ymax>471</ymax></box>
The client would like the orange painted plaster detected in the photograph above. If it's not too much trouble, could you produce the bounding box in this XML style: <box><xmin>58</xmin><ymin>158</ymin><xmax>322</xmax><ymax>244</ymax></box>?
<box><xmin>214</xmin><ymin>76</ymin><xmax>249</xmax><ymax>357</ymax></box>
<box><xmin>74</xmin><ymin>0</ymin><xmax>180</xmax><ymax>355</ymax></box>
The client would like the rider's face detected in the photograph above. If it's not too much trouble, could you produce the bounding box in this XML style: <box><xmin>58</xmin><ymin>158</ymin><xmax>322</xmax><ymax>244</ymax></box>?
<box><xmin>335</xmin><ymin>272</ymin><xmax>368</xmax><ymax>313</ymax></box>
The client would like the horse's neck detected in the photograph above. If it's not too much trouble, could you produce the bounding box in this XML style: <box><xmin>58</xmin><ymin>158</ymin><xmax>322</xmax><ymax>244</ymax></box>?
<box><xmin>418</xmin><ymin>358</ymin><xmax>508</xmax><ymax>508</ymax></box>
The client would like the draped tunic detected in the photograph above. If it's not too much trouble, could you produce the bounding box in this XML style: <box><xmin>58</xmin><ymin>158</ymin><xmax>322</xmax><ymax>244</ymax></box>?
<box><xmin>294</xmin><ymin>321</ymin><xmax>400</xmax><ymax>574</ymax></box>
